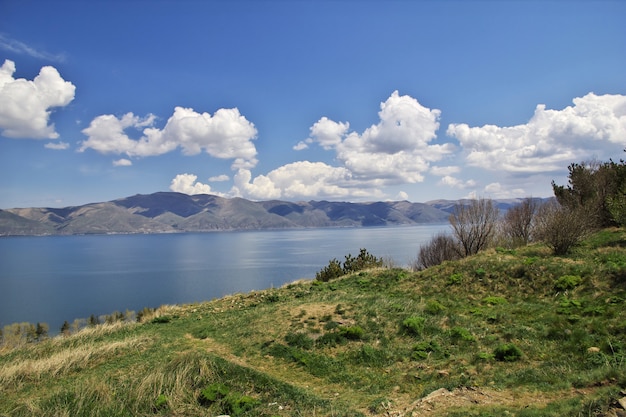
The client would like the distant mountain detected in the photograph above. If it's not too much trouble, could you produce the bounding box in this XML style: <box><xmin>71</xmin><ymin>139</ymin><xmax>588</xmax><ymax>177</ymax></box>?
<box><xmin>0</xmin><ymin>192</ymin><xmax>548</xmax><ymax>236</ymax></box>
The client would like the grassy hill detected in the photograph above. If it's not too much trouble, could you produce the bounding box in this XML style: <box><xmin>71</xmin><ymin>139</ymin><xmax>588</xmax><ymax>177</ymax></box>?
<box><xmin>1</xmin><ymin>228</ymin><xmax>625</xmax><ymax>416</ymax></box>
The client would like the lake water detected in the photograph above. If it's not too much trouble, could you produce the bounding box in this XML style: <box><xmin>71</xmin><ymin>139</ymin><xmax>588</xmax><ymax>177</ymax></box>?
<box><xmin>0</xmin><ymin>224</ymin><xmax>449</xmax><ymax>333</ymax></box>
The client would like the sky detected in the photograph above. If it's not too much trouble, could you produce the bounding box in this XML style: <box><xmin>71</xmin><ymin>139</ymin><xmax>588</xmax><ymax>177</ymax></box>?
<box><xmin>0</xmin><ymin>0</ymin><xmax>625</xmax><ymax>209</ymax></box>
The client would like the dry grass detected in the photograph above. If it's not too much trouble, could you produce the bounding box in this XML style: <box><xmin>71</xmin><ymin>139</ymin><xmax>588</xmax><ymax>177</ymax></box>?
<box><xmin>0</xmin><ymin>334</ymin><xmax>152</xmax><ymax>386</ymax></box>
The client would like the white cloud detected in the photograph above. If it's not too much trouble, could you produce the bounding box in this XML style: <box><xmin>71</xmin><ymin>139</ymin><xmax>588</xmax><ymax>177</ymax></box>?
<box><xmin>208</xmin><ymin>174</ymin><xmax>229</xmax><ymax>182</ymax></box>
<box><xmin>438</xmin><ymin>175</ymin><xmax>476</xmax><ymax>189</ymax></box>
<box><xmin>430</xmin><ymin>165</ymin><xmax>460</xmax><ymax>176</ymax></box>
<box><xmin>308</xmin><ymin>91</ymin><xmax>455</xmax><ymax>185</ymax></box>
<box><xmin>0</xmin><ymin>59</ymin><xmax>75</xmax><ymax>139</ymax></box>
<box><xmin>44</xmin><ymin>141</ymin><xmax>69</xmax><ymax>150</ymax></box>
<box><xmin>308</xmin><ymin>117</ymin><xmax>349</xmax><ymax>150</ymax></box>
<box><xmin>231</xmin><ymin>91</ymin><xmax>456</xmax><ymax>201</ymax></box>
<box><xmin>170</xmin><ymin>173</ymin><xmax>217</xmax><ymax>195</ymax></box>
<box><xmin>293</xmin><ymin>140</ymin><xmax>310</xmax><ymax>151</ymax></box>
<box><xmin>113</xmin><ymin>158</ymin><xmax>132</xmax><ymax>166</ymax></box>
<box><xmin>396</xmin><ymin>191</ymin><xmax>409</xmax><ymax>200</ymax></box>
<box><xmin>483</xmin><ymin>182</ymin><xmax>526</xmax><ymax>199</ymax></box>
<box><xmin>447</xmin><ymin>92</ymin><xmax>626</xmax><ymax>173</ymax></box>
<box><xmin>233</xmin><ymin>162</ymin><xmax>385</xmax><ymax>201</ymax></box>
<box><xmin>80</xmin><ymin>106</ymin><xmax>258</xmax><ymax>169</ymax></box>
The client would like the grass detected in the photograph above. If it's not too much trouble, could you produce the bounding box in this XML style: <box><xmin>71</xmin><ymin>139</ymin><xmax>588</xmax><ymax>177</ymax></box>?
<box><xmin>1</xmin><ymin>228</ymin><xmax>625</xmax><ymax>416</ymax></box>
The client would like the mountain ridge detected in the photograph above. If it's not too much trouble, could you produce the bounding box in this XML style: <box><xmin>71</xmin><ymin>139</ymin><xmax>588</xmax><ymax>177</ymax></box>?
<box><xmin>0</xmin><ymin>192</ymin><xmax>541</xmax><ymax>236</ymax></box>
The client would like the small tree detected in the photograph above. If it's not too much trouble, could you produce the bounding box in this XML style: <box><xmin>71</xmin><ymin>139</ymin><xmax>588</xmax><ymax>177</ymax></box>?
<box><xmin>60</xmin><ymin>320</ymin><xmax>70</xmax><ymax>336</ymax></box>
<box><xmin>35</xmin><ymin>322</ymin><xmax>48</xmax><ymax>341</ymax></box>
<box><xmin>414</xmin><ymin>232</ymin><xmax>460</xmax><ymax>270</ymax></box>
<box><xmin>343</xmin><ymin>248</ymin><xmax>383</xmax><ymax>274</ymax></box>
<box><xmin>449</xmin><ymin>198</ymin><xmax>499</xmax><ymax>257</ymax></box>
<box><xmin>501</xmin><ymin>197</ymin><xmax>540</xmax><ymax>247</ymax></box>
<box><xmin>534</xmin><ymin>200</ymin><xmax>592</xmax><ymax>255</ymax></box>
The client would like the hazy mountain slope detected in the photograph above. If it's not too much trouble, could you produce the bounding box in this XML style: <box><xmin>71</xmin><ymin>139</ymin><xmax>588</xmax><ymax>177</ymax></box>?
<box><xmin>1</xmin><ymin>192</ymin><xmax>455</xmax><ymax>236</ymax></box>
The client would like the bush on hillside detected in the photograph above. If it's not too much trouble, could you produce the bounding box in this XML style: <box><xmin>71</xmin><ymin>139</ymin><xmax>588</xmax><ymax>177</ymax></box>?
<box><xmin>450</xmin><ymin>198</ymin><xmax>500</xmax><ymax>257</ymax></box>
<box><xmin>413</xmin><ymin>232</ymin><xmax>460</xmax><ymax>270</ymax></box>
<box><xmin>534</xmin><ymin>201</ymin><xmax>593</xmax><ymax>255</ymax></box>
<box><xmin>316</xmin><ymin>249</ymin><xmax>383</xmax><ymax>282</ymax></box>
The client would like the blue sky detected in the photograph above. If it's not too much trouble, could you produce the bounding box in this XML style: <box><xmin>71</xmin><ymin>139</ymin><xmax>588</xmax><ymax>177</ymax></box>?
<box><xmin>1</xmin><ymin>0</ymin><xmax>625</xmax><ymax>208</ymax></box>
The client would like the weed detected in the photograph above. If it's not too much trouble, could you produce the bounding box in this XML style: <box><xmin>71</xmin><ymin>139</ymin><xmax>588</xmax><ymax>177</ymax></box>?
<box><xmin>482</xmin><ymin>296</ymin><xmax>507</xmax><ymax>305</ymax></box>
<box><xmin>450</xmin><ymin>326</ymin><xmax>475</xmax><ymax>343</ymax></box>
<box><xmin>554</xmin><ymin>275</ymin><xmax>583</xmax><ymax>291</ymax></box>
<box><xmin>424</xmin><ymin>300</ymin><xmax>446</xmax><ymax>315</ymax></box>
<box><xmin>402</xmin><ymin>316</ymin><xmax>426</xmax><ymax>336</ymax></box>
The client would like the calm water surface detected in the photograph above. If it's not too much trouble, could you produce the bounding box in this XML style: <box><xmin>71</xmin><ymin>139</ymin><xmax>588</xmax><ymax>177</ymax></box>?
<box><xmin>0</xmin><ymin>224</ymin><xmax>448</xmax><ymax>332</ymax></box>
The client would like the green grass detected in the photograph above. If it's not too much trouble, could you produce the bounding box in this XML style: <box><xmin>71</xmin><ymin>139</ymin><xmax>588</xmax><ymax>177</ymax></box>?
<box><xmin>1</xmin><ymin>228</ymin><xmax>625</xmax><ymax>416</ymax></box>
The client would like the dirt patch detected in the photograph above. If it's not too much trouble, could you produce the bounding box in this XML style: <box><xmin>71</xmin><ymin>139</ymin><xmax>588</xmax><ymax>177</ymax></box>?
<box><xmin>375</xmin><ymin>386</ymin><xmax>601</xmax><ymax>417</ymax></box>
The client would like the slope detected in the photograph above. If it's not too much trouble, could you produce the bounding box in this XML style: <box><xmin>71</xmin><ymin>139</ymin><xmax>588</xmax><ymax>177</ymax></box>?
<box><xmin>1</xmin><ymin>228</ymin><xmax>625</xmax><ymax>416</ymax></box>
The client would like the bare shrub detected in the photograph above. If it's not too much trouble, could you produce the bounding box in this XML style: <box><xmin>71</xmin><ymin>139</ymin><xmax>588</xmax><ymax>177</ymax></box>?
<box><xmin>413</xmin><ymin>233</ymin><xmax>460</xmax><ymax>270</ymax></box>
<box><xmin>534</xmin><ymin>200</ymin><xmax>593</xmax><ymax>255</ymax></box>
<box><xmin>501</xmin><ymin>197</ymin><xmax>540</xmax><ymax>247</ymax></box>
<box><xmin>449</xmin><ymin>198</ymin><xmax>499</xmax><ymax>257</ymax></box>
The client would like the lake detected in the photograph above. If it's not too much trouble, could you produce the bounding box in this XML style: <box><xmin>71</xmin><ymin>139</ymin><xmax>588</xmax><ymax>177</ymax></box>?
<box><xmin>0</xmin><ymin>224</ymin><xmax>449</xmax><ymax>333</ymax></box>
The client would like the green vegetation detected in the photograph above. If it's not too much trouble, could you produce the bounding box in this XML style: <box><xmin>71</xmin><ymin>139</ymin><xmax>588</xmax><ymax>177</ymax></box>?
<box><xmin>1</xmin><ymin>227</ymin><xmax>625</xmax><ymax>416</ymax></box>
<box><xmin>316</xmin><ymin>248</ymin><xmax>383</xmax><ymax>282</ymax></box>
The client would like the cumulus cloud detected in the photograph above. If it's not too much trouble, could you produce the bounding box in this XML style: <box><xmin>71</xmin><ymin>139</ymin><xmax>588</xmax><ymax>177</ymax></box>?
<box><xmin>80</xmin><ymin>106</ymin><xmax>258</xmax><ymax>169</ymax></box>
<box><xmin>170</xmin><ymin>173</ymin><xmax>218</xmax><ymax>195</ymax></box>
<box><xmin>308</xmin><ymin>117</ymin><xmax>349</xmax><ymax>150</ymax></box>
<box><xmin>396</xmin><ymin>191</ymin><xmax>409</xmax><ymax>201</ymax></box>
<box><xmin>307</xmin><ymin>91</ymin><xmax>455</xmax><ymax>184</ymax></box>
<box><xmin>437</xmin><ymin>175</ymin><xmax>476</xmax><ymax>189</ymax></box>
<box><xmin>232</xmin><ymin>91</ymin><xmax>455</xmax><ymax>201</ymax></box>
<box><xmin>208</xmin><ymin>174</ymin><xmax>229</xmax><ymax>182</ymax></box>
<box><xmin>447</xmin><ymin>92</ymin><xmax>626</xmax><ymax>173</ymax></box>
<box><xmin>233</xmin><ymin>161</ymin><xmax>384</xmax><ymax>201</ymax></box>
<box><xmin>44</xmin><ymin>141</ymin><xmax>69</xmax><ymax>150</ymax></box>
<box><xmin>293</xmin><ymin>140</ymin><xmax>310</xmax><ymax>151</ymax></box>
<box><xmin>483</xmin><ymin>182</ymin><xmax>526</xmax><ymax>199</ymax></box>
<box><xmin>0</xmin><ymin>59</ymin><xmax>75</xmax><ymax>139</ymax></box>
<box><xmin>113</xmin><ymin>158</ymin><xmax>132</xmax><ymax>166</ymax></box>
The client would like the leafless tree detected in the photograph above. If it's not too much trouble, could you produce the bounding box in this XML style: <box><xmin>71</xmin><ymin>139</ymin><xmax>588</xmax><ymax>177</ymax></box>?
<box><xmin>413</xmin><ymin>232</ymin><xmax>460</xmax><ymax>270</ymax></box>
<box><xmin>534</xmin><ymin>200</ymin><xmax>593</xmax><ymax>255</ymax></box>
<box><xmin>501</xmin><ymin>197</ymin><xmax>540</xmax><ymax>247</ymax></box>
<box><xmin>449</xmin><ymin>198</ymin><xmax>500</xmax><ymax>257</ymax></box>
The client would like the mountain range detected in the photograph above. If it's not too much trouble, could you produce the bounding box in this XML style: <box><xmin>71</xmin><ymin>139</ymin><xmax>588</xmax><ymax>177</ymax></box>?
<box><xmin>0</xmin><ymin>192</ymin><xmax>538</xmax><ymax>236</ymax></box>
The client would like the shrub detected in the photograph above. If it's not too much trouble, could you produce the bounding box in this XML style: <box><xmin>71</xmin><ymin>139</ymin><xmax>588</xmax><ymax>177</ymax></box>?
<box><xmin>402</xmin><ymin>316</ymin><xmax>426</xmax><ymax>336</ymax></box>
<box><xmin>343</xmin><ymin>248</ymin><xmax>383</xmax><ymax>274</ymax></box>
<box><xmin>450</xmin><ymin>326</ymin><xmax>475</xmax><ymax>343</ymax></box>
<box><xmin>554</xmin><ymin>275</ymin><xmax>583</xmax><ymax>291</ymax></box>
<box><xmin>198</xmin><ymin>383</ymin><xmax>260</xmax><ymax>416</ymax></box>
<box><xmin>483</xmin><ymin>296</ymin><xmax>507</xmax><ymax>305</ymax></box>
<box><xmin>412</xmin><ymin>340</ymin><xmax>441</xmax><ymax>360</ymax></box>
<box><xmin>315</xmin><ymin>258</ymin><xmax>343</xmax><ymax>282</ymax></box>
<box><xmin>414</xmin><ymin>232</ymin><xmax>460</xmax><ymax>270</ymax></box>
<box><xmin>424</xmin><ymin>300</ymin><xmax>446</xmax><ymax>315</ymax></box>
<box><xmin>315</xmin><ymin>248</ymin><xmax>383</xmax><ymax>282</ymax></box>
<box><xmin>494</xmin><ymin>343</ymin><xmax>523</xmax><ymax>362</ymax></box>
<box><xmin>449</xmin><ymin>198</ymin><xmax>500</xmax><ymax>257</ymax></box>
<box><xmin>338</xmin><ymin>325</ymin><xmax>365</xmax><ymax>340</ymax></box>
<box><xmin>447</xmin><ymin>273</ymin><xmax>463</xmax><ymax>286</ymax></box>
<box><xmin>534</xmin><ymin>200</ymin><xmax>593</xmax><ymax>255</ymax></box>
<box><xmin>500</xmin><ymin>197</ymin><xmax>540</xmax><ymax>247</ymax></box>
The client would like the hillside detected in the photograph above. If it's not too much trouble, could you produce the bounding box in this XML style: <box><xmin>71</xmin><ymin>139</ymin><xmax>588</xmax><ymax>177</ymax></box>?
<box><xmin>1</xmin><ymin>228</ymin><xmax>625</xmax><ymax>416</ymax></box>
<box><xmin>0</xmin><ymin>192</ymin><xmax>543</xmax><ymax>236</ymax></box>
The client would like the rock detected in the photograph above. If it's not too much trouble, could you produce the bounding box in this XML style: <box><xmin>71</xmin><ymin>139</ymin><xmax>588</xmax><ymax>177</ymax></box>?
<box><xmin>618</xmin><ymin>396</ymin><xmax>626</xmax><ymax>410</ymax></box>
<box><xmin>587</xmin><ymin>346</ymin><xmax>601</xmax><ymax>353</ymax></box>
